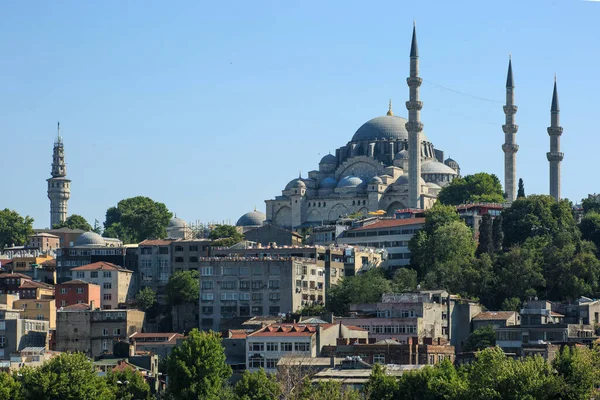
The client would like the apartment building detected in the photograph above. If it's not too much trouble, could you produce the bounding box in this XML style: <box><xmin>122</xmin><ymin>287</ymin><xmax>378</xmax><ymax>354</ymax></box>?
<box><xmin>0</xmin><ymin>310</ymin><xmax>49</xmax><ymax>360</ymax></box>
<box><xmin>56</xmin><ymin>243</ymin><xmax>128</xmax><ymax>283</ymax></box>
<box><xmin>138</xmin><ymin>240</ymin><xmax>173</xmax><ymax>296</ymax></box>
<box><xmin>0</xmin><ymin>273</ymin><xmax>32</xmax><ymax>295</ymax></box>
<box><xmin>171</xmin><ymin>239</ymin><xmax>212</xmax><ymax>272</ymax></box>
<box><xmin>246</xmin><ymin>322</ymin><xmax>368</xmax><ymax>373</ymax></box>
<box><xmin>27</xmin><ymin>233</ymin><xmax>61</xmax><ymax>252</ymax></box>
<box><xmin>129</xmin><ymin>332</ymin><xmax>185</xmax><ymax>359</ymax></box>
<box><xmin>13</xmin><ymin>299</ymin><xmax>57</xmax><ymax>329</ymax></box>
<box><xmin>55</xmin><ymin>306</ymin><xmax>145</xmax><ymax>358</ymax></box>
<box><xmin>71</xmin><ymin>262</ymin><xmax>133</xmax><ymax>309</ymax></box>
<box><xmin>55</xmin><ymin>280</ymin><xmax>101</xmax><ymax>309</ymax></box>
<box><xmin>18</xmin><ymin>280</ymin><xmax>54</xmax><ymax>300</ymax></box>
<box><xmin>198</xmin><ymin>258</ymin><xmax>324</xmax><ymax>332</ymax></box>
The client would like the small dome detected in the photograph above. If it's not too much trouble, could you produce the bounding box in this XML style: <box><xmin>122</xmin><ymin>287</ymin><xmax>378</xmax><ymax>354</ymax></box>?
<box><xmin>370</xmin><ymin>176</ymin><xmax>383</xmax><ymax>184</ymax></box>
<box><xmin>426</xmin><ymin>182</ymin><xmax>441</xmax><ymax>189</ymax></box>
<box><xmin>394</xmin><ymin>149</ymin><xmax>409</xmax><ymax>160</ymax></box>
<box><xmin>422</xmin><ymin>160</ymin><xmax>459</xmax><ymax>175</ymax></box>
<box><xmin>168</xmin><ymin>217</ymin><xmax>187</xmax><ymax>228</ymax></box>
<box><xmin>236</xmin><ymin>210</ymin><xmax>266</xmax><ymax>227</ymax></box>
<box><xmin>444</xmin><ymin>157</ymin><xmax>459</xmax><ymax>169</ymax></box>
<box><xmin>285</xmin><ymin>178</ymin><xmax>306</xmax><ymax>190</ymax></box>
<box><xmin>319</xmin><ymin>177</ymin><xmax>337</xmax><ymax>189</ymax></box>
<box><xmin>319</xmin><ymin>154</ymin><xmax>337</xmax><ymax>164</ymax></box>
<box><xmin>337</xmin><ymin>176</ymin><xmax>365</xmax><ymax>188</ymax></box>
<box><xmin>75</xmin><ymin>231</ymin><xmax>105</xmax><ymax>247</ymax></box>
<box><xmin>394</xmin><ymin>175</ymin><xmax>427</xmax><ymax>186</ymax></box>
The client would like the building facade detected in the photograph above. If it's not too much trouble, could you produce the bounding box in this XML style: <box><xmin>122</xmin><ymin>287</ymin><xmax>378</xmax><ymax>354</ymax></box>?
<box><xmin>13</xmin><ymin>299</ymin><xmax>57</xmax><ymax>330</ymax></box>
<box><xmin>56</xmin><ymin>280</ymin><xmax>101</xmax><ymax>309</ymax></box>
<box><xmin>138</xmin><ymin>240</ymin><xmax>173</xmax><ymax>297</ymax></box>
<box><xmin>27</xmin><ymin>233</ymin><xmax>60</xmax><ymax>253</ymax></box>
<box><xmin>71</xmin><ymin>262</ymin><xmax>133</xmax><ymax>310</ymax></box>
<box><xmin>171</xmin><ymin>238</ymin><xmax>212</xmax><ymax>273</ymax></box>
<box><xmin>0</xmin><ymin>316</ymin><xmax>49</xmax><ymax>360</ymax></box>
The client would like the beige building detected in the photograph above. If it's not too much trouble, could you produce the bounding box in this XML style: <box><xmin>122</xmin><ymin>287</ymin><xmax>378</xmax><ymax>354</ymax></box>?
<box><xmin>10</xmin><ymin>255</ymin><xmax>54</xmax><ymax>272</ymax></box>
<box><xmin>172</xmin><ymin>238</ymin><xmax>212</xmax><ymax>273</ymax></box>
<box><xmin>71</xmin><ymin>262</ymin><xmax>133</xmax><ymax>310</ymax></box>
<box><xmin>55</xmin><ymin>305</ymin><xmax>145</xmax><ymax>358</ymax></box>
<box><xmin>28</xmin><ymin>233</ymin><xmax>61</xmax><ymax>253</ymax></box>
<box><xmin>14</xmin><ymin>299</ymin><xmax>57</xmax><ymax>330</ymax></box>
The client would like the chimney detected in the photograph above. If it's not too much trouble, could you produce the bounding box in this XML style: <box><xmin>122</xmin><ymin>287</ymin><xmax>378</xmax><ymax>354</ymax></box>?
<box><xmin>90</xmin><ymin>300</ymin><xmax>94</xmax><ymax>310</ymax></box>
<box><xmin>330</xmin><ymin>356</ymin><xmax>335</xmax><ymax>367</ymax></box>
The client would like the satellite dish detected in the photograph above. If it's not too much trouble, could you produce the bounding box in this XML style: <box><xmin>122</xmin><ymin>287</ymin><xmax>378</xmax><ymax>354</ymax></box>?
<box><xmin>417</xmin><ymin>284</ymin><xmax>421</xmax><ymax>291</ymax></box>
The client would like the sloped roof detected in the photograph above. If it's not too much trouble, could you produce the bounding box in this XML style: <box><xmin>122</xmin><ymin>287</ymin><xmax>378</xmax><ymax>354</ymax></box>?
<box><xmin>19</xmin><ymin>280</ymin><xmax>54</xmax><ymax>290</ymax></box>
<box><xmin>71</xmin><ymin>261</ymin><xmax>131</xmax><ymax>272</ymax></box>
<box><xmin>473</xmin><ymin>311</ymin><xmax>516</xmax><ymax>321</ymax></box>
<box><xmin>350</xmin><ymin>218</ymin><xmax>426</xmax><ymax>231</ymax></box>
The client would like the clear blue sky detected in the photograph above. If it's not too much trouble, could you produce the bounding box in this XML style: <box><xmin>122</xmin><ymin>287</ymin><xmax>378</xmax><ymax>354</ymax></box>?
<box><xmin>2</xmin><ymin>0</ymin><xmax>599</xmax><ymax>229</ymax></box>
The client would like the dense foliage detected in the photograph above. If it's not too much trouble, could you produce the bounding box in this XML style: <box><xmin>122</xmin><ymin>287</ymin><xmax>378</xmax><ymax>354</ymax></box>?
<box><xmin>135</xmin><ymin>287</ymin><xmax>157</xmax><ymax>311</ymax></box>
<box><xmin>165</xmin><ymin>270</ymin><xmax>200</xmax><ymax>307</ymax></box>
<box><xmin>52</xmin><ymin>214</ymin><xmax>92</xmax><ymax>231</ymax></box>
<box><xmin>103</xmin><ymin>196</ymin><xmax>172</xmax><ymax>243</ymax></box>
<box><xmin>0</xmin><ymin>208</ymin><xmax>34</xmax><ymax>250</ymax></box>
<box><xmin>437</xmin><ymin>173</ymin><xmax>504</xmax><ymax>205</ymax></box>
<box><xmin>210</xmin><ymin>224</ymin><xmax>244</xmax><ymax>247</ymax></box>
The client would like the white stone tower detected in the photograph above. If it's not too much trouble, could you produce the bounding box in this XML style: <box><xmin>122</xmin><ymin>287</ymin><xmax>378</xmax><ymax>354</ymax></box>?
<box><xmin>547</xmin><ymin>77</ymin><xmax>563</xmax><ymax>201</ymax></box>
<box><xmin>47</xmin><ymin>122</ymin><xmax>71</xmax><ymax>228</ymax></box>
<box><xmin>405</xmin><ymin>23</ymin><xmax>423</xmax><ymax>209</ymax></box>
<box><xmin>502</xmin><ymin>57</ymin><xmax>519</xmax><ymax>202</ymax></box>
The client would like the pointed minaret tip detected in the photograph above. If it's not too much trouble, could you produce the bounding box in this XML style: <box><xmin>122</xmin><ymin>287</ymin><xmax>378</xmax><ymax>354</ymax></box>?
<box><xmin>410</xmin><ymin>24</ymin><xmax>418</xmax><ymax>57</ymax></box>
<box><xmin>551</xmin><ymin>77</ymin><xmax>559</xmax><ymax>112</ymax></box>
<box><xmin>506</xmin><ymin>57</ymin><xmax>514</xmax><ymax>88</ymax></box>
<box><xmin>387</xmin><ymin>99</ymin><xmax>394</xmax><ymax>116</ymax></box>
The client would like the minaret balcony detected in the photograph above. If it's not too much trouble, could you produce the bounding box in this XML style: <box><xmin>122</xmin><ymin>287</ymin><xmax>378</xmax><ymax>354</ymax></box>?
<box><xmin>546</xmin><ymin>151</ymin><xmax>564</xmax><ymax>162</ymax></box>
<box><xmin>502</xmin><ymin>143</ymin><xmax>519</xmax><ymax>153</ymax></box>
<box><xmin>502</xmin><ymin>124</ymin><xmax>518</xmax><ymax>134</ymax></box>
<box><xmin>405</xmin><ymin>121</ymin><xmax>424</xmax><ymax>133</ymax></box>
<box><xmin>406</xmin><ymin>77</ymin><xmax>423</xmax><ymax>87</ymax></box>
<box><xmin>547</xmin><ymin>126</ymin><xmax>564</xmax><ymax>135</ymax></box>
<box><xmin>503</xmin><ymin>105</ymin><xmax>518</xmax><ymax>114</ymax></box>
<box><xmin>405</xmin><ymin>101</ymin><xmax>423</xmax><ymax>111</ymax></box>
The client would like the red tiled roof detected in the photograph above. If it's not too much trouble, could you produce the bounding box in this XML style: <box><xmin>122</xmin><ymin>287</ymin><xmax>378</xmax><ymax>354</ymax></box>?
<box><xmin>41</xmin><ymin>259</ymin><xmax>57</xmax><ymax>267</ymax></box>
<box><xmin>112</xmin><ymin>360</ymin><xmax>138</xmax><ymax>372</ymax></box>
<box><xmin>250</xmin><ymin>324</ymin><xmax>320</xmax><ymax>337</ymax></box>
<box><xmin>58</xmin><ymin>279</ymin><xmax>100</xmax><ymax>287</ymax></box>
<box><xmin>229</xmin><ymin>329</ymin><xmax>248</xmax><ymax>339</ymax></box>
<box><xmin>60</xmin><ymin>303</ymin><xmax>91</xmax><ymax>311</ymax></box>
<box><xmin>0</xmin><ymin>273</ymin><xmax>31</xmax><ymax>279</ymax></box>
<box><xmin>139</xmin><ymin>239</ymin><xmax>172</xmax><ymax>246</ymax></box>
<box><xmin>71</xmin><ymin>261</ymin><xmax>126</xmax><ymax>271</ymax></box>
<box><xmin>350</xmin><ymin>218</ymin><xmax>426</xmax><ymax>231</ymax></box>
<box><xmin>551</xmin><ymin>311</ymin><xmax>564</xmax><ymax>317</ymax></box>
<box><xmin>344</xmin><ymin>325</ymin><xmax>367</xmax><ymax>331</ymax></box>
<box><xmin>473</xmin><ymin>311</ymin><xmax>516</xmax><ymax>321</ymax></box>
<box><xmin>19</xmin><ymin>280</ymin><xmax>54</xmax><ymax>290</ymax></box>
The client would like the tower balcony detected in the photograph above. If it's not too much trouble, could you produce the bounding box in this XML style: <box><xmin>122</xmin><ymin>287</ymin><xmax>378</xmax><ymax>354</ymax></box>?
<box><xmin>502</xmin><ymin>143</ymin><xmax>519</xmax><ymax>153</ymax></box>
<box><xmin>405</xmin><ymin>121</ymin><xmax>424</xmax><ymax>133</ymax></box>
<box><xmin>546</xmin><ymin>151</ymin><xmax>564</xmax><ymax>162</ymax></box>
<box><xmin>547</xmin><ymin>126</ymin><xmax>564</xmax><ymax>135</ymax></box>
<box><xmin>502</xmin><ymin>124</ymin><xmax>518</xmax><ymax>134</ymax></box>
<box><xmin>406</xmin><ymin>77</ymin><xmax>423</xmax><ymax>87</ymax></box>
<box><xmin>405</xmin><ymin>100</ymin><xmax>423</xmax><ymax>111</ymax></box>
<box><xmin>503</xmin><ymin>105</ymin><xmax>518</xmax><ymax>114</ymax></box>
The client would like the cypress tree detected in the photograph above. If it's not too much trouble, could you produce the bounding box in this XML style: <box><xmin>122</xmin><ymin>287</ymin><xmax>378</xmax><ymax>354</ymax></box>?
<box><xmin>476</xmin><ymin>213</ymin><xmax>494</xmax><ymax>256</ymax></box>
<box><xmin>517</xmin><ymin>178</ymin><xmax>525</xmax><ymax>198</ymax></box>
<box><xmin>492</xmin><ymin>214</ymin><xmax>504</xmax><ymax>252</ymax></box>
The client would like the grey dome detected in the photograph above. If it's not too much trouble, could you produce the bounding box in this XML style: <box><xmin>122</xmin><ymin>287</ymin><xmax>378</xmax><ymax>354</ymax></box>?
<box><xmin>444</xmin><ymin>158</ymin><xmax>459</xmax><ymax>169</ymax></box>
<box><xmin>75</xmin><ymin>231</ymin><xmax>105</xmax><ymax>247</ymax></box>
<box><xmin>319</xmin><ymin>154</ymin><xmax>337</xmax><ymax>164</ymax></box>
<box><xmin>394</xmin><ymin>175</ymin><xmax>427</xmax><ymax>186</ymax></box>
<box><xmin>426</xmin><ymin>182</ymin><xmax>441</xmax><ymax>189</ymax></box>
<box><xmin>370</xmin><ymin>176</ymin><xmax>383</xmax><ymax>184</ymax></box>
<box><xmin>352</xmin><ymin>115</ymin><xmax>429</xmax><ymax>142</ymax></box>
<box><xmin>422</xmin><ymin>160</ymin><xmax>458</xmax><ymax>175</ymax></box>
<box><xmin>236</xmin><ymin>210</ymin><xmax>266</xmax><ymax>227</ymax></box>
<box><xmin>394</xmin><ymin>149</ymin><xmax>409</xmax><ymax>160</ymax></box>
<box><xmin>337</xmin><ymin>176</ymin><xmax>365</xmax><ymax>188</ymax></box>
<box><xmin>168</xmin><ymin>217</ymin><xmax>187</xmax><ymax>228</ymax></box>
<box><xmin>285</xmin><ymin>178</ymin><xmax>306</xmax><ymax>190</ymax></box>
<box><xmin>319</xmin><ymin>177</ymin><xmax>337</xmax><ymax>189</ymax></box>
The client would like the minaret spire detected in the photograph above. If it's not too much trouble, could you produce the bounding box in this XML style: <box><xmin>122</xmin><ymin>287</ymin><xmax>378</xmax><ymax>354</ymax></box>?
<box><xmin>547</xmin><ymin>76</ymin><xmax>563</xmax><ymax>201</ymax></box>
<box><xmin>387</xmin><ymin>99</ymin><xmax>394</xmax><ymax>116</ymax></box>
<box><xmin>502</xmin><ymin>56</ymin><xmax>519</xmax><ymax>202</ymax></box>
<box><xmin>406</xmin><ymin>23</ymin><xmax>424</xmax><ymax>209</ymax></box>
<box><xmin>47</xmin><ymin>123</ymin><xmax>71</xmax><ymax>228</ymax></box>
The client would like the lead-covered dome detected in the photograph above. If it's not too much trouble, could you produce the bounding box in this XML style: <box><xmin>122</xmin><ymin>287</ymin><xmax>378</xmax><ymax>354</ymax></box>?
<box><xmin>319</xmin><ymin>154</ymin><xmax>337</xmax><ymax>164</ymax></box>
<box><xmin>168</xmin><ymin>217</ymin><xmax>187</xmax><ymax>228</ymax></box>
<box><xmin>351</xmin><ymin>115</ymin><xmax>429</xmax><ymax>143</ymax></box>
<box><xmin>421</xmin><ymin>160</ymin><xmax>458</xmax><ymax>175</ymax></box>
<box><xmin>236</xmin><ymin>210</ymin><xmax>266</xmax><ymax>227</ymax></box>
<box><xmin>75</xmin><ymin>231</ymin><xmax>105</xmax><ymax>247</ymax></box>
<box><xmin>319</xmin><ymin>177</ymin><xmax>337</xmax><ymax>189</ymax></box>
<box><xmin>285</xmin><ymin>178</ymin><xmax>306</xmax><ymax>190</ymax></box>
<box><xmin>337</xmin><ymin>176</ymin><xmax>365</xmax><ymax>188</ymax></box>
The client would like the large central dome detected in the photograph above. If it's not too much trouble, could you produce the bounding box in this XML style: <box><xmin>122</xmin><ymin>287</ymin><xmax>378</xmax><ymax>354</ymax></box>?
<box><xmin>351</xmin><ymin>115</ymin><xmax>428</xmax><ymax>142</ymax></box>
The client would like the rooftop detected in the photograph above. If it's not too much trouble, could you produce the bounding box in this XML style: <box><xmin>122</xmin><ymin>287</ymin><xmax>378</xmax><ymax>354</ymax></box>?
<box><xmin>19</xmin><ymin>280</ymin><xmax>54</xmax><ymax>290</ymax></box>
<box><xmin>58</xmin><ymin>279</ymin><xmax>100</xmax><ymax>286</ymax></box>
<box><xmin>139</xmin><ymin>239</ymin><xmax>172</xmax><ymax>246</ymax></box>
<box><xmin>250</xmin><ymin>324</ymin><xmax>332</xmax><ymax>337</ymax></box>
<box><xmin>350</xmin><ymin>217</ymin><xmax>426</xmax><ymax>231</ymax></box>
<box><xmin>473</xmin><ymin>311</ymin><xmax>517</xmax><ymax>321</ymax></box>
<box><xmin>71</xmin><ymin>261</ymin><xmax>132</xmax><ymax>272</ymax></box>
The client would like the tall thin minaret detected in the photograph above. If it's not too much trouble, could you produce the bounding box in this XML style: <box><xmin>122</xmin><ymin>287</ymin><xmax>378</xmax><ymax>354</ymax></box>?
<box><xmin>502</xmin><ymin>57</ymin><xmax>519</xmax><ymax>202</ymax></box>
<box><xmin>547</xmin><ymin>76</ymin><xmax>563</xmax><ymax>201</ymax></box>
<box><xmin>406</xmin><ymin>22</ymin><xmax>423</xmax><ymax>209</ymax></box>
<box><xmin>47</xmin><ymin>122</ymin><xmax>71</xmax><ymax>228</ymax></box>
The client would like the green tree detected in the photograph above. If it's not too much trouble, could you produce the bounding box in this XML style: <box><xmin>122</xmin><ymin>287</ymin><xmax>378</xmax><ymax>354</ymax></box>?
<box><xmin>501</xmin><ymin>297</ymin><xmax>521</xmax><ymax>312</ymax></box>
<box><xmin>103</xmin><ymin>196</ymin><xmax>172</xmax><ymax>243</ymax></box>
<box><xmin>295</xmin><ymin>378</ymin><xmax>360</xmax><ymax>400</ymax></box>
<box><xmin>234</xmin><ymin>368</ymin><xmax>281</xmax><ymax>400</ymax></box>
<box><xmin>296</xmin><ymin>303</ymin><xmax>325</xmax><ymax>316</ymax></box>
<box><xmin>106</xmin><ymin>369</ymin><xmax>152</xmax><ymax>400</ymax></box>
<box><xmin>579</xmin><ymin>211</ymin><xmax>600</xmax><ymax>253</ymax></box>
<box><xmin>582</xmin><ymin>197</ymin><xmax>600</xmax><ymax>214</ymax></box>
<box><xmin>364</xmin><ymin>363</ymin><xmax>399</xmax><ymax>400</ymax></box>
<box><xmin>166</xmin><ymin>270</ymin><xmax>199</xmax><ymax>307</ymax></box>
<box><xmin>0</xmin><ymin>208</ymin><xmax>34</xmax><ymax>250</ymax></box>
<box><xmin>552</xmin><ymin>345</ymin><xmax>600</xmax><ymax>400</ymax></box>
<box><xmin>326</xmin><ymin>269</ymin><xmax>393</xmax><ymax>315</ymax></box>
<box><xmin>53</xmin><ymin>214</ymin><xmax>92</xmax><ymax>231</ymax></box>
<box><xmin>93</xmin><ymin>219</ymin><xmax>103</xmax><ymax>235</ymax></box>
<box><xmin>462</xmin><ymin>325</ymin><xmax>496</xmax><ymax>352</ymax></box>
<box><xmin>392</xmin><ymin>268</ymin><xmax>418</xmax><ymax>292</ymax></box>
<box><xmin>135</xmin><ymin>287</ymin><xmax>157</xmax><ymax>311</ymax></box>
<box><xmin>209</xmin><ymin>224</ymin><xmax>244</xmax><ymax>247</ymax></box>
<box><xmin>501</xmin><ymin>195</ymin><xmax>577</xmax><ymax>248</ymax></box>
<box><xmin>166</xmin><ymin>329</ymin><xmax>232</xmax><ymax>400</ymax></box>
<box><xmin>476</xmin><ymin>213</ymin><xmax>494</xmax><ymax>256</ymax></box>
<box><xmin>19</xmin><ymin>352</ymin><xmax>114</xmax><ymax>400</ymax></box>
<box><xmin>437</xmin><ymin>173</ymin><xmax>504</xmax><ymax>206</ymax></box>
<box><xmin>517</xmin><ymin>178</ymin><xmax>526</xmax><ymax>198</ymax></box>
<box><xmin>492</xmin><ymin>214</ymin><xmax>504</xmax><ymax>252</ymax></box>
<box><xmin>0</xmin><ymin>371</ymin><xmax>20</xmax><ymax>400</ymax></box>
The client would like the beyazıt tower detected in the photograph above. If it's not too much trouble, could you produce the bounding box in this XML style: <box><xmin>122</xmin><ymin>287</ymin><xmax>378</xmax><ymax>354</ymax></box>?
<box><xmin>547</xmin><ymin>76</ymin><xmax>563</xmax><ymax>201</ymax></box>
<box><xmin>405</xmin><ymin>22</ymin><xmax>424</xmax><ymax>209</ymax></box>
<box><xmin>502</xmin><ymin>57</ymin><xmax>519</xmax><ymax>202</ymax></box>
<box><xmin>47</xmin><ymin>122</ymin><xmax>71</xmax><ymax>228</ymax></box>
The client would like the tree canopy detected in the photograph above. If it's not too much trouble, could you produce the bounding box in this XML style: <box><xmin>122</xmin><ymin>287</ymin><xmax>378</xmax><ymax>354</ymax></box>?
<box><xmin>234</xmin><ymin>369</ymin><xmax>281</xmax><ymax>400</ymax></box>
<box><xmin>106</xmin><ymin>369</ymin><xmax>152</xmax><ymax>400</ymax></box>
<box><xmin>166</xmin><ymin>329</ymin><xmax>232</xmax><ymax>400</ymax></box>
<box><xmin>103</xmin><ymin>196</ymin><xmax>172</xmax><ymax>243</ymax></box>
<box><xmin>166</xmin><ymin>270</ymin><xmax>199</xmax><ymax>307</ymax></box>
<box><xmin>135</xmin><ymin>287</ymin><xmax>157</xmax><ymax>311</ymax></box>
<box><xmin>437</xmin><ymin>173</ymin><xmax>504</xmax><ymax>206</ymax></box>
<box><xmin>462</xmin><ymin>325</ymin><xmax>496</xmax><ymax>352</ymax></box>
<box><xmin>210</xmin><ymin>224</ymin><xmax>244</xmax><ymax>247</ymax></box>
<box><xmin>326</xmin><ymin>269</ymin><xmax>393</xmax><ymax>315</ymax></box>
<box><xmin>517</xmin><ymin>178</ymin><xmax>526</xmax><ymax>198</ymax></box>
<box><xmin>53</xmin><ymin>214</ymin><xmax>92</xmax><ymax>231</ymax></box>
<box><xmin>0</xmin><ymin>208</ymin><xmax>34</xmax><ymax>250</ymax></box>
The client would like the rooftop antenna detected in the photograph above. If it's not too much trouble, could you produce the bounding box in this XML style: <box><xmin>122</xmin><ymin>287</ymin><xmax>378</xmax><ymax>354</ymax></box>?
<box><xmin>56</xmin><ymin>121</ymin><xmax>62</xmax><ymax>143</ymax></box>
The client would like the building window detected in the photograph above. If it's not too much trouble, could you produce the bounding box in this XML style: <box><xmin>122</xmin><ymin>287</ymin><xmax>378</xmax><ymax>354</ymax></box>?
<box><xmin>201</xmin><ymin>281</ymin><xmax>214</xmax><ymax>289</ymax></box>
<box><xmin>269</xmin><ymin>306</ymin><xmax>280</xmax><ymax>315</ymax></box>
<box><xmin>104</xmin><ymin>294</ymin><xmax>112</xmax><ymax>300</ymax></box>
<box><xmin>201</xmin><ymin>267</ymin><xmax>213</xmax><ymax>276</ymax></box>
<box><xmin>175</xmin><ymin>257</ymin><xmax>184</xmax><ymax>263</ymax></box>
<box><xmin>240</xmin><ymin>281</ymin><xmax>250</xmax><ymax>290</ymax></box>
<box><xmin>159</xmin><ymin>247</ymin><xmax>169</xmax><ymax>255</ymax></box>
<box><xmin>266</xmin><ymin>342</ymin><xmax>278</xmax><ymax>352</ymax></box>
<box><xmin>103</xmin><ymin>282</ymin><xmax>112</xmax><ymax>289</ymax></box>
<box><xmin>266</xmin><ymin>359</ymin><xmax>278</xmax><ymax>369</ymax></box>
<box><xmin>0</xmin><ymin>335</ymin><xmax>6</xmax><ymax>348</ymax></box>
<box><xmin>102</xmin><ymin>340</ymin><xmax>109</xmax><ymax>350</ymax></box>
<box><xmin>60</xmin><ymin>300</ymin><xmax>67</xmax><ymax>307</ymax></box>
<box><xmin>201</xmin><ymin>293</ymin><xmax>214</xmax><ymax>301</ymax></box>
<box><xmin>248</xmin><ymin>355</ymin><xmax>264</xmax><ymax>369</ymax></box>
<box><xmin>202</xmin><ymin>306</ymin><xmax>213</xmax><ymax>315</ymax></box>
<box><xmin>189</xmin><ymin>245</ymin><xmax>198</xmax><ymax>251</ymax></box>
<box><xmin>113</xmin><ymin>328</ymin><xmax>121</xmax><ymax>336</ymax></box>
<box><xmin>240</xmin><ymin>293</ymin><xmax>251</xmax><ymax>300</ymax></box>
<box><xmin>103</xmin><ymin>271</ymin><xmax>112</xmax><ymax>278</ymax></box>
<box><xmin>175</xmin><ymin>245</ymin><xmax>184</xmax><ymax>252</ymax></box>
<box><xmin>88</xmin><ymin>271</ymin><xmax>97</xmax><ymax>278</ymax></box>
<box><xmin>252</xmin><ymin>293</ymin><xmax>263</xmax><ymax>301</ymax></box>
<box><xmin>222</xmin><ymin>281</ymin><xmax>237</xmax><ymax>290</ymax></box>
<box><xmin>294</xmin><ymin>342</ymin><xmax>310</xmax><ymax>352</ymax></box>
<box><xmin>189</xmin><ymin>256</ymin><xmax>199</xmax><ymax>263</ymax></box>
<box><xmin>76</xmin><ymin>271</ymin><xmax>85</xmax><ymax>278</ymax></box>
<box><xmin>102</xmin><ymin>328</ymin><xmax>108</xmax><ymax>336</ymax></box>
<box><xmin>221</xmin><ymin>293</ymin><xmax>239</xmax><ymax>301</ymax></box>
<box><xmin>251</xmin><ymin>306</ymin><xmax>263</xmax><ymax>314</ymax></box>
<box><xmin>268</xmin><ymin>280</ymin><xmax>280</xmax><ymax>289</ymax></box>
<box><xmin>280</xmin><ymin>342</ymin><xmax>292</xmax><ymax>352</ymax></box>
<box><xmin>36</xmin><ymin>303</ymin><xmax>43</xmax><ymax>309</ymax></box>
<box><xmin>269</xmin><ymin>293</ymin><xmax>280</xmax><ymax>301</ymax></box>
<box><xmin>251</xmin><ymin>281</ymin><xmax>263</xmax><ymax>290</ymax></box>
<box><xmin>373</xmin><ymin>354</ymin><xmax>385</xmax><ymax>364</ymax></box>
<box><xmin>249</xmin><ymin>343</ymin><xmax>264</xmax><ymax>352</ymax></box>
<box><xmin>76</xmin><ymin>288</ymin><xmax>84</xmax><ymax>294</ymax></box>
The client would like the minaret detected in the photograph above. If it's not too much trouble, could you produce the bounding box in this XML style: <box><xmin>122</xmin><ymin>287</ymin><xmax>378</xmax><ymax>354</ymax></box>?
<box><xmin>502</xmin><ymin>56</ymin><xmax>519</xmax><ymax>202</ymax></box>
<box><xmin>547</xmin><ymin>76</ymin><xmax>563</xmax><ymax>201</ymax></box>
<box><xmin>405</xmin><ymin>23</ymin><xmax>423</xmax><ymax>209</ymax></box>
<box><xmin>47</xmin><ymin>122</ymin><xmax>71</xmax><ymax>228</ymax></box>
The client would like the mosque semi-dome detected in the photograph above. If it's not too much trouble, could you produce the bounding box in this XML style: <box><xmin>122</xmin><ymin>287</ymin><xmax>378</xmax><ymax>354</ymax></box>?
<box><xmin>337</xmin><ymin>175</ymin><xmax>365</xmax><ymax>188</ymax></box>
<box><xmin>370</xmin><ymin>176</ymin><xmax>383</xmax><ymax>184</ymax></box>
<box><xmin>75</xmin><ymin>231</ymin><xmax>105</xmax><ymax>247</ymax></box>
<box><xmin>319</xmin><ymin>154</ymin><xmax>337</xmax><ymax>164</ymax></box>
<box><xmin>421</xmin><ymin>160</ymin><xmax>459</xmax><ymax>175</ymax></box>
<box><xmin>236</xmin><ymin>210</ymin><xmax>267</xmax><ymax>227</ymax></box>
<box><xmin>285</xmin><ymin>178</ymin><xmax>306</xmax><ymax>190</ymax></box>
<box><xmin>395</xmin><ymin>149</ymin><xmax>409</xmax><ymax>160</ymax></box>
<box><xmin>319</xmin><ymin>177</ymin><xmax>338</xmax><ymax>189</ymax></box>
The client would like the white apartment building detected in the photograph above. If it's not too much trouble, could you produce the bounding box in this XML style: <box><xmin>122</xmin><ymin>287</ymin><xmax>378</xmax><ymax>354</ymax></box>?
<box><xmin>71</xmin><ymin>261</ymin><xmax>133</xmax><ymax>309</ymax></box>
